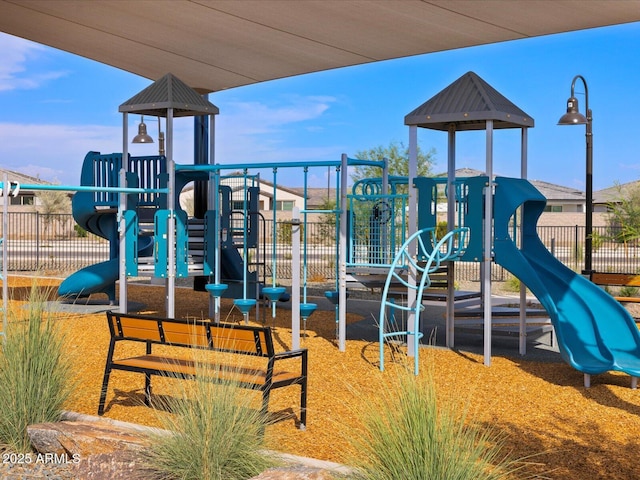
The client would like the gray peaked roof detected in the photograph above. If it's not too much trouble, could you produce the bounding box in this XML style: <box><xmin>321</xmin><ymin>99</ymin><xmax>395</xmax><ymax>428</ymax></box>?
<box><xmin>404</xmin><ymin>71</ymin><xmax>534</xmax><ymax>131</ymax></box>
<box><xmin>119</xmin><ymin>73</ymin><xmax>219</xmax><ymax>118</ymax></box>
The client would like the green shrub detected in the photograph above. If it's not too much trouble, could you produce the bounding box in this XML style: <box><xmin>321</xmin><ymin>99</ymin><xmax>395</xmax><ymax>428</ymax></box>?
<box><xmin>143</xmin><ymin>359</ymin><xmax>276</xmax><ymax>480</ymax></box>
<box><xmin>350</xmin><ymin>371</ymin><xmax>530</xmax><ymax>480</ymax></box>
<box><xmin>435</xmin><ymin>221</ymin><xmax>448</xmax><ymax>241</ymax></box>
<box><xmin>0</xmin><ymin>285</ymin><xmax>73</xmax><ymax>452</ymax></box>
<box><xmin>505</xmin><ymin>275</ymin><xmax>521</xmax><ymax>293</ymax></box>
<box><xmin>74</xmin><ymin>224</ymin><xmax>88</xmax><ymax>237</ymax></box>
<box><xmin>619</xmin><ymin>285</ymin><xmax>639</xmax><ymax>298</ymax></box>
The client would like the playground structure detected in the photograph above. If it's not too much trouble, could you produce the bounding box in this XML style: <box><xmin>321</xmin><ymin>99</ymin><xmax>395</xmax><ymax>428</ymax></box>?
<box><xmin>0</xmin><ymin>71</ymin><xmax>639</xmax><ymax>388</ymax></box>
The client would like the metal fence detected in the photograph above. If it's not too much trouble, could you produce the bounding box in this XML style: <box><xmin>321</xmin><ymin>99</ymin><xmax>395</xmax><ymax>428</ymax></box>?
<box><xmin>2</xmin><ymin>212</ymin><xmax>640</xmax><ymax>279</ymax></box>
<box><xmin>1</xmin><ymin>212</ymin><xmax>109</xmax><ymax>272</ymax></box>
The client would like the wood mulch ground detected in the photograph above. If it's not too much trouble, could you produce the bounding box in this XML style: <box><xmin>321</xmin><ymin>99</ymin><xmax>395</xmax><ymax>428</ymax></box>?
<box><xmin>3</xmin><ymin>276</ymin><xmax>640</xmax><ymax>479</ymax></box>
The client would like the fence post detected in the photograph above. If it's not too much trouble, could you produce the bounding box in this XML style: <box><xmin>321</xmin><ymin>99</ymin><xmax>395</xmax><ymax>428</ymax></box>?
<box><xmin>574</xmin><ymin>225</ymin><xmax>579</xmax><ymax>272</ymax></box>
<box><xmin>36</xmin><ymin>211</ymin><xmax>40</xmax><ymax>270</ymax></box>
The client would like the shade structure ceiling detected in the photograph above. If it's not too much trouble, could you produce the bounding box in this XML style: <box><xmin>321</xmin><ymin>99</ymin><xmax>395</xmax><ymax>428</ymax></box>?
<box><xmin>1</xmin><ymin>0</ymin><xmax>640</xmax><ymax>93</ymax></box>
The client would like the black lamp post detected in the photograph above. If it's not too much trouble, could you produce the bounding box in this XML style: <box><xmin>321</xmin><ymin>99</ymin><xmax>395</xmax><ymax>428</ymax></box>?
<box><xmin>558</xmin><ymin>75</ymin><xmax>593</xmax><ymax>274</ymax></box>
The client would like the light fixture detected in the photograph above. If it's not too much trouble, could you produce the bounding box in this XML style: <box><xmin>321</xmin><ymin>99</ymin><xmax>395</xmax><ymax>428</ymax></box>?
<box><xmin>558</xmin><ymin>96</ymin><xmax>588</xmax><ymax>125</ymax></box>
<box><xmin>132</xmin><ymin>116</ymin><xmax>154</xmax><ymax>144</ymax></box>
<box><xmin>558</xmin><ymin>75</ymin><xmax>593</xmax><ymax>274</ymax></box>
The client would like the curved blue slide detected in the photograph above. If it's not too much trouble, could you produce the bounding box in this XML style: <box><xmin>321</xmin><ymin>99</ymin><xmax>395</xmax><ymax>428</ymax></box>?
<box><xmin>58</xmin><ymin>152</ymin><xmax>155</xmax><ymax>303</ymax></box>
<box><xmin>493</xmin><ymin>176</ymin><xmax>640</xmax><ymax>385</ymax></box>
<box><xmin>58</xmin><ymin>188</ymin><xmax>119</xmax><ymax>302</ymax></box>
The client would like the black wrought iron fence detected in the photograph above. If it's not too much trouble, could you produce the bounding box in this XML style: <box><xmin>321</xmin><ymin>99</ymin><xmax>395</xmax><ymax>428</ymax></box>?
<box><xmin>1</xmin><ymin>212</ymin><xmax>109</xmax><ymax>272</ymax></box>
<box><xmin>2</xmin><ymin>212</ymin><xmax>640</xmax><ymax>280</ymax></box>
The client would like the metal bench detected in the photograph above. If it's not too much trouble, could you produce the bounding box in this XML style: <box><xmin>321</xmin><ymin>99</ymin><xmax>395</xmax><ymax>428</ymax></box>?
<box><xmin>98</xmin><ymin>311</ymin><xmax>308</xmax><ymax>429</ymax></box>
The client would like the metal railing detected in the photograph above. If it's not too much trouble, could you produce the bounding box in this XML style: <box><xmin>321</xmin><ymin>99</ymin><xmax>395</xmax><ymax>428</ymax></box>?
<box><xmin>2</xmin><ymin>212</ymin><xmax>639</xmax><ymax>279</ymax></box>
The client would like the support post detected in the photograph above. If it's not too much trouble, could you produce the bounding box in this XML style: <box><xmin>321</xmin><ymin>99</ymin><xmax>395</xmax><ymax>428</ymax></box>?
<box><xmin>338</xmin><ymin>154</ymin><xmax>348</xmax><ymax>352</ymax></box>
<box><xmin>519</xmin><ymin>127</ymin><xmax>528</xmax><ymax>355</ymax></box>
<box><xmin>407</xmin><ymin>126</ymin><xmax>418</xmax><ymax>357</ymax></box>
<box><xmin>166</xmin><ymin>108</ymin><xmax>176</xmax><ymax>317</ymax></box>
<box><xmin>446</xmin><ymin>124</ymin><xmax>456</xmax><ymax>348</ymax></box>
<box><xmin>291</xmin><ymin>207</ymin><xmax>301</xmax><ymax>350</ymax></box>
<box><xmin>119</xmin><ymin>113</ymin><xmax>129</xmax><ymax>313</ymax></box>
<box><xmin>483</xmin><ymin>120</ymin><xmax>494</xmax><ymax>366</ymax></box>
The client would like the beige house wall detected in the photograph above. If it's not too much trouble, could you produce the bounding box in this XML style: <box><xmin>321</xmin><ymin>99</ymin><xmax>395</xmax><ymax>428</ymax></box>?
<box><xmin>537</xmin><ymin>212</ymin><xmax>608</xmax><ymax>228</ymax></box>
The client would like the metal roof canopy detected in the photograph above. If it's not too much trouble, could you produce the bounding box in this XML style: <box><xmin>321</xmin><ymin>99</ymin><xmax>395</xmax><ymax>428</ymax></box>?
<box><xmin>1</xmin><ymin>1</ymin><xmax>639</xmax><ymax>93</ymax></box>
<box><xmin>404</xmin><ymin>71</ymin><xmax>534</xmax><ymax>130</ymax></box>
<box><xmin>405</xmin><ymin>71</ymin><xmax>534</xmax><ymax>367</ymax></box>
<box><xmin>119</xmin><ymin>73</ymin><xmax>219</xmax><ymax>117</ymax></box>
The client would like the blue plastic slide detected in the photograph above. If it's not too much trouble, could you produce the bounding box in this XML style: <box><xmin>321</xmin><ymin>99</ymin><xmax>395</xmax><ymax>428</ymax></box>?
<box><xmin>493</xmin><ymin>176</ymin><xmax>640</xmax><ymax>384</ymax></box>
<box><xmin>57</xmin><ymin>189</ymin><xmax>121</xmax><ymax>302</ymax></box>
<box><xmin>58</xmin><ymin>152</ymin><xmax>134</xmax><ymax>303</ymax></box>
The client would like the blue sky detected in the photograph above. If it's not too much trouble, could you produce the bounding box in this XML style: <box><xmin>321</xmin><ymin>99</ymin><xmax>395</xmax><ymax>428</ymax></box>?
<box><xmin>1</xmin><ymin>21</ymin><xmax>640</xmax><ymax>191</ymax></box>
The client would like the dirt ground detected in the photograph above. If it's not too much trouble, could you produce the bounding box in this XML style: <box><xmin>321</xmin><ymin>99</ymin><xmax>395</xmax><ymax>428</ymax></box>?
<box><xmin>3</xmin><ymin>276</ymin><xmax>640</xmax><ymax>479</ymax></box>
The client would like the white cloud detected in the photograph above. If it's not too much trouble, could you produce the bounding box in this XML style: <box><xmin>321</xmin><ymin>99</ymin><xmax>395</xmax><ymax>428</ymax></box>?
<box><xmin>0</xmin><ymin>94</ymin><xmax>342</xmax><ymax>187</ymax></box>
<box><xmin>214</xmin><ymin>95</ymin><xmax>342</xmax><ymax>166</ymax></box>
<box><xmin>0</xmin><ymin>33</ymin><xmax>67</xmax><ymax>92</ymax></box>
<box><xmin>218</xmin><ymin>95</ymin><xmax>336</xmax><ymax>135</ymax></box>
<box><xmin>0</xmin><ymin>122</ymin><xmax>121</xmax><ymax>185</ymax></box>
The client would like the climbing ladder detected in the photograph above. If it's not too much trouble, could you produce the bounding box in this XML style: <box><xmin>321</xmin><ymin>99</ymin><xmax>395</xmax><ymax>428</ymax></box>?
<box><xmin>378</xmin><ymin>226</ymin><xmax>469</xmax><ymax>375</ymax></box>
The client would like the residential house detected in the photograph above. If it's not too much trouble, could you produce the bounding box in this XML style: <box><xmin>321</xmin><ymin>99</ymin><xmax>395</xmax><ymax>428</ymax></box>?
<box><xmin>0</xmin><ymin>168</ymin><xmax>51</xmax><ymax>212</ymax></box>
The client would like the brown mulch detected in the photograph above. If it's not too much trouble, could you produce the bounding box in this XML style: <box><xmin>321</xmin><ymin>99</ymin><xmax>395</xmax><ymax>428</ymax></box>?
<box><xmin>4</xmin><ymin>276</ymin><xmax>640</xmax><ymax>480</ymax></box>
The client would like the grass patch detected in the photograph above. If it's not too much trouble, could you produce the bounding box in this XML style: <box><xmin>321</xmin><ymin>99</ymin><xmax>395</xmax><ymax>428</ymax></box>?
<box><xmin>504</xmin><ymin>275</ymin><xmax>522</xmax><ymax>293</ymax></box>
<box><xmin>349</xmin><ymin>370</ymin><xmax>536</xmax><ymax>480</ymax></box>
<box><xmin>0</xmin><ymin>283</ymin><xmax>73</xmax><ymax>452</ymax></box>
<box><xmin>143</xmin><ymin>357</ymin><xmax>277</xmax><ymax>480</ymax></box>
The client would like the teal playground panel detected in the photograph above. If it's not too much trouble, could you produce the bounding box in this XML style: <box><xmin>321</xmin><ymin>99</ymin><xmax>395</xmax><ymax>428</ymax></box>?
<box><xmin>413</xmin><ymin>175</ymin><xmax>486</xmax><ymax>262</ymax></box>
<box><xmin>346</xmin><ymin>175</ymin><xmax>486</xmax><ymax>269</ymax></box>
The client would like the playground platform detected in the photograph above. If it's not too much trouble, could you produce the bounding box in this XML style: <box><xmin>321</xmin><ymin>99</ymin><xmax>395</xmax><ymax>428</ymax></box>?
<box><xmin>277</xmin><ymin>283</ymin><xmax>561</xmax><ymax>363</ymax></box>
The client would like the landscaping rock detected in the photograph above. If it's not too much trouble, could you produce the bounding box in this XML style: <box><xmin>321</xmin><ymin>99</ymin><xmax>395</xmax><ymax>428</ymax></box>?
<box><xmin>251</xmin><ymin>465</ymin><xmax>341</xmax><ymax>479</ymax></box>
<box><xmin>27</xmin><ymin>420</ymin><xmax>151</xmax><ymax>457</ymax></box>
<box><xmin>24</xmin><ymin>420</ymin><xmax>153</xmax><ymax>479</ymax></box>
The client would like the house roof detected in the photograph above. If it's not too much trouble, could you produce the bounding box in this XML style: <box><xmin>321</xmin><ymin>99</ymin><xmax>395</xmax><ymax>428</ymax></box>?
<box><xmin>257</xmin><ymin>179</ymin><xmax>307</xmax><ymax>201</ymax></box>
<box><xmin>593</xmin><ymin>180</ymin><xmax>640</xmax><ymax>205</ymax></box>
<box><xmin>435</xmin><ymin>168</ymin><xmax>584</xmax><ymax>202</ymax></box>
<box><xmin>0</xmin><ymin>168</ymin><xmax>53</xmax><ymax>189</ymax></box>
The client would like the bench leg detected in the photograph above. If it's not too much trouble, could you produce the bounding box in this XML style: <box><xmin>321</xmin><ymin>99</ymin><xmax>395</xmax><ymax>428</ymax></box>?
<box><xmin>584</xmin><ymin>373</ymin><xmax>591</xmax><ymax>388</ymax></box>
<box><xmin>145</xmin><ymin>373</ymin><xmax>152</xmax><ymax>406</ymax></box>
<box><xmin>261</xmin><ymin>387</ymin><xmax>271</xmax><ymax>418</ymax></box>
<box><xmin>299</xmin><ymin>381</ymin><xmax>307</xmax><ymax>431</ymax></box>
<box><xmin>632</xmin><ymin>376</ymin><xmax>638</xmax><ymax>390</ymax></box>
<box><xmin>98</xmin><ymin>368</ymin><xmax>111</xmax><ymax>416</ymax></box>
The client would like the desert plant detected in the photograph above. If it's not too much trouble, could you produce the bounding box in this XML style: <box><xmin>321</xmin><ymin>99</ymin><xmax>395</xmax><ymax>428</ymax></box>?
<box><xmin>619</xmin><ymin>285</ymin><xmax>639</xmax><ymax>298</ymax></box>
<box><xmin>74</xmin><ymin>224</ymin><xmax>88</xmax><ymax>237</ymax></box>
<box><xmin>350</xmin><ymin>371</ymin><xmax>531</xmax><ymax>480</ymax></box>
<box><xmin>505</xmin><ymin>275</ymin><xmax>522</xmax><ymax>293</ymax></box>
<box><xmin>0</xmin><ymin>284</ymin><xmax>73</xmax><ymax>452</ymax></box>
<box><xmin>143</xmin><ymin>358</ymin><xmax>276</xmax><ymax>480</ymax></box>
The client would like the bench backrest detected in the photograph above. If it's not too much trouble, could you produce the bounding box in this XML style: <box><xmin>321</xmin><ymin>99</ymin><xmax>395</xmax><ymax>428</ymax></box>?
<box><xmin>591</xmin><ymin>272</ymin><xmax>640</xmax><ymax>287</ymax></box>
<box><xmin>106</xmin><ymin>311</ymin><xmax>275</xmax><ymax>357</ymax></box>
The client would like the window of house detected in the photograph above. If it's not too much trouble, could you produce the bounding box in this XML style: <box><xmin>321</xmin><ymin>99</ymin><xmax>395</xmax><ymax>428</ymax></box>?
<box><xmin>276</xmin><ymin>200</ymin><xmax>294</xmax><ymax>211</ymax></box>
<box><xmin>10</xmin><ymin>195</ymin><xmax>34</xmax><ymax>206</ymax></box>
<box><xmin>543</xmin><ymin>205</ymin><xmax>562</xmax><ymax>213</ymax></box>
